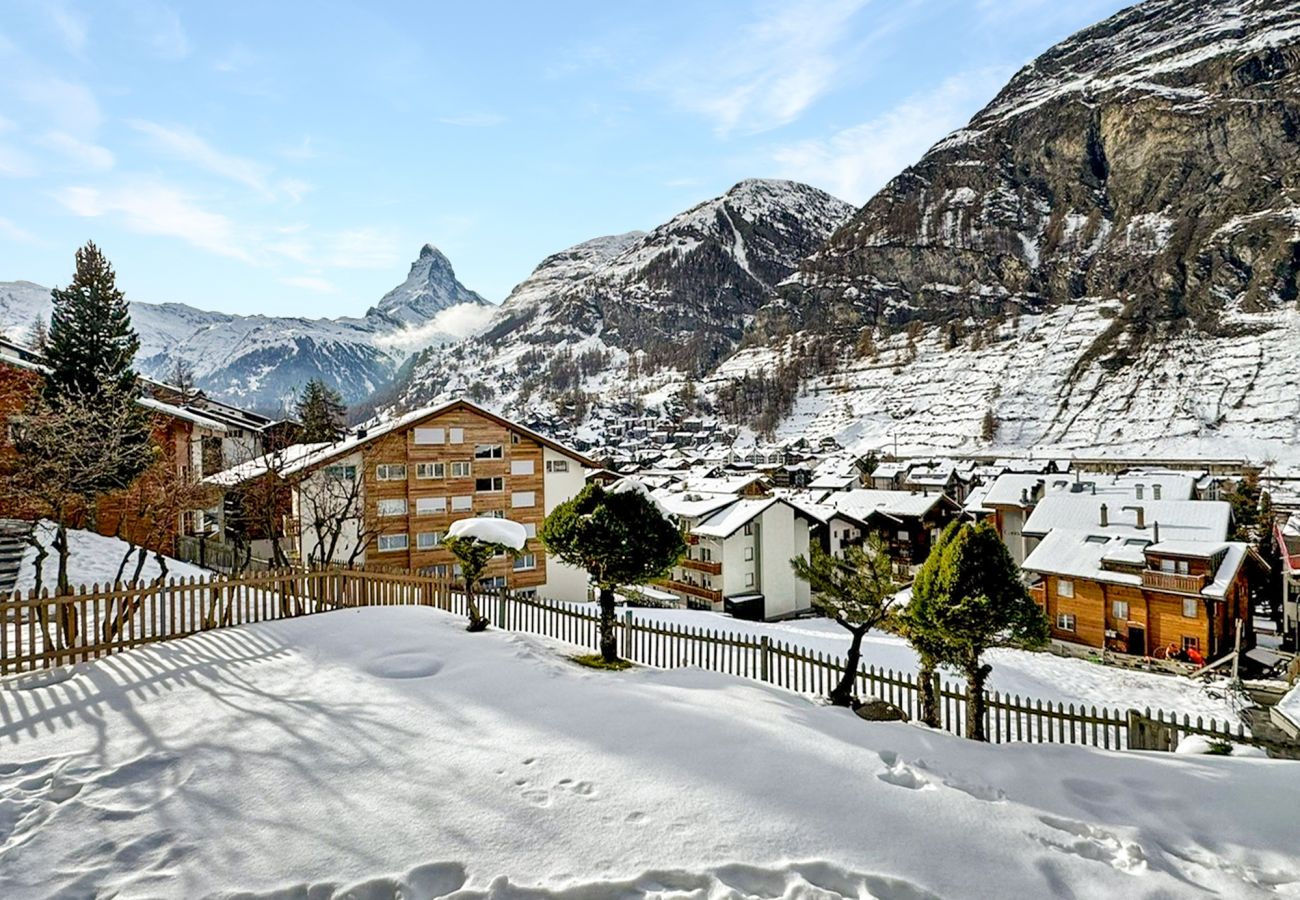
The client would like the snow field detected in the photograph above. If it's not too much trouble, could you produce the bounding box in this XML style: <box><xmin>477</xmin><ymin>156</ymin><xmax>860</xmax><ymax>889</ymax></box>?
<box><xmin>1</xmin><ymin>606</ymin><xmax>1295</xmax><ymax>899</ymax></box>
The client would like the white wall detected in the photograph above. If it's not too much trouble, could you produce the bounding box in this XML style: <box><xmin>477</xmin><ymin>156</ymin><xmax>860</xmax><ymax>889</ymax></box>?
<box><xmin>538</xmin><ymin>449</ymin><xmax>594</xmax><ymax>602</ymax></box>
<box><xmin>296</xmin><ymin>451</ymin><xmax>364</xmax><ymax>566</ymax></box>
<box><xmin>757</xmin><ymin>504</ymin><xmax>809</xmax><ymax>619</ymax></box>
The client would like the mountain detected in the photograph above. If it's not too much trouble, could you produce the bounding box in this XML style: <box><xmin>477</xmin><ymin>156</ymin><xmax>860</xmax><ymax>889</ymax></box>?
<box><xmin>722</xmin><ymin>0</ymin><xmax>1300</xmax><ymax>461</ymax></box>
<box><xmin>0</xmin><ymin>245</ymin><xmax>491</xmax><ymax>414</ymax></box>
<box><xmin>389</xmin><ymin>179</ymin><xmax>853</xmax><ymax>417</ymax></box>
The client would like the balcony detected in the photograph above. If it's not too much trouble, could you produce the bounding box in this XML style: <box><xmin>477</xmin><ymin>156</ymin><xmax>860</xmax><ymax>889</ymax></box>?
<box><xmin>682</xmin><ymin>557</ymin><xmax>722</xmax><ymax>575</ymax></box>
<box><xmin>1141</xmin><ymin>569</ymin><xmax>1209</xmax><ymax>595</ymax></box>
<box><xmin>654</xmin><ymin>578</ymin><xmax>722</xmax><ymax>604</ymax></box>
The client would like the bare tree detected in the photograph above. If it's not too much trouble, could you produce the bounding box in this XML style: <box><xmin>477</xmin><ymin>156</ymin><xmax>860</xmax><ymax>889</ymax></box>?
<box><xmin>298</xmin><ymin>463</ymin><xmax>378</xmax><ymax>568</ymax></box>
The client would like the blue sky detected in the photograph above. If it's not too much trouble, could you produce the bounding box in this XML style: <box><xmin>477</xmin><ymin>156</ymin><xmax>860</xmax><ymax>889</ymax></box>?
<box><xmin>0</xmin><ymin>0</ymin><xmax>1130</xmax><ymax>317</ymax></box>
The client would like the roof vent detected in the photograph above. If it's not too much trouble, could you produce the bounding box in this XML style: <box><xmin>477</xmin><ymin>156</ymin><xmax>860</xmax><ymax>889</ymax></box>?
<box><xmin>1122</xmin><ymin>505</ymin><xmax>1146</xmax><ymax>529</ymax></box>
<box><xmin>354</xmin><ymin>427</ymin><xmax>367</xmax><ymax>439</ymax></box>
<box><xmin>1099</xmin><ymin>503</ymin><xmax>1108</xmax><ymax>528</ymax></box>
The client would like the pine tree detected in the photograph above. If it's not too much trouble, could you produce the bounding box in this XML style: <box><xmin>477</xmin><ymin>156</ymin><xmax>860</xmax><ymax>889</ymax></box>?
<box><xmin>541</xmin><ymin>481</ymin><xmax>685</xmax><ymax>663</ymax></box>
<box><xmin>981</xmin><ymin>408</ymin><xmax>997</xmax><ymax>442</ymax></box>
<box><xmin>295</xmin><ymin>378</ymin><xmax>347</xmax><ymax>442</ymax></box>
<box><xmin>898</xmin><ymin>521</ymin><xmax>958</xmax><ymax>728</ymax></box>
<box><xmin>45</xmin><ymin>242</ymin><xmax>141</xmax><ymax>402</ymax></box>
<box><xmin>168</xmin><ymin>357</ymin><xmax>198</xmax><ymax>404</ymax></box>
<box><xmin>28</xmin><ymin>315</ymin><xmax>48</xmax><ymax>353</ymax></box>
<box><xmin>791</xmin><ymin>534</ymin><xmax>896</xmax><ymax>707</ymax></box>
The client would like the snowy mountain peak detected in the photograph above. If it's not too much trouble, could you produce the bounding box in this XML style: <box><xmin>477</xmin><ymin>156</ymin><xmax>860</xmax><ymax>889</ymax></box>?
<box><xmin>370</xmin><ymin>245</ymin><xmax>488</xmax><ymax>326</ymax></box>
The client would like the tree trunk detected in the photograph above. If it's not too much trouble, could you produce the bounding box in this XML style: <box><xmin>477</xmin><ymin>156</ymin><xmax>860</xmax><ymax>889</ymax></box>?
<box><xmin>130</xmin><ymin>546</ymin><xmax>148</xmax><ymax>586</ymax></box>
<box><xmin>53</xmin><ymin>518</ymin><xmax>76</xmax><ymax>649</ymax></box>
<box><xmin>964</xmin><ymin>660</ymin><xmax>992</xmax><ymax>741</ymax></box>
<box><xmin>54</xmin><ymin>517</ymin><xmax>70</xmax><ymax>596</ymax></box>
<box><xmin>917</xmin><ymin>651</ymin><xmax>941</xmax><ymax>729</ymax></box>
<box><xmin>829</xmin><ymin>623</ymin><xmax>869</xmax><ymax>707</ymax></box>
<box><xmin>598</xmin><ymin>586</ymin><xmax>618</xmax><ymax>663</ymax></box>
<box><xmin>465</xmin><ymin>567</ymin><xmax>489</xmax><ymax>632</ymax></box>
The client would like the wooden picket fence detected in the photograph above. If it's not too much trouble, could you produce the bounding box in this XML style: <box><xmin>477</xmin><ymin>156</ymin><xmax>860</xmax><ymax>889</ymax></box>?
<box><xmin>1</xmin><ymin>567</ymin><xmax>1287</xmax><ymax>756</ymax></box>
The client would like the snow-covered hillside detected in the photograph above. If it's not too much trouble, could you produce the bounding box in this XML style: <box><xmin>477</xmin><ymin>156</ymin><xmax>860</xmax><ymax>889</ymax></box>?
<box><xmin>2</xmin><ymin>607</ymin><xmax>1293</xmax><ymax>898</ymax></box>
<box><xmin>0</xmin><ymin>244</ymin><xmax>491</xmax><ymax>412</ymax></box>
<box><xmin>391</xmin><ymin>179</ymin><xmax>853</xmax><ymax>416</ymax></box>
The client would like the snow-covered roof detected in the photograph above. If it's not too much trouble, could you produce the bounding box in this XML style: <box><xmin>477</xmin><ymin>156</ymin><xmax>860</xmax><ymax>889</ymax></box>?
<box><xmin>138</xmin><ymin>396</ymin><xmax>229</xmax><ymax>432</ymax></box>
<box><xmin>830</xmin><ymin>489</ymin><xmax>952</xmax><ymax>521</ymax></box>
<box><xmin>652</xmin><ymin>490</ymin><xmax>737</xmax><ymax>520</ymax></box>
<box><xmin>693</xmin><ymin>498</ymin><xmax>780</xmax><ymax>539</ymax></box>
<box><xmin>204</xmin><ymin>442</ymin><xmax>334</xmax><ymax>487</ymax></box>
<box><xmin>1023</xmin><ymin>496</ymin><xmax>1230</xmax><ymax>542</ymax></box>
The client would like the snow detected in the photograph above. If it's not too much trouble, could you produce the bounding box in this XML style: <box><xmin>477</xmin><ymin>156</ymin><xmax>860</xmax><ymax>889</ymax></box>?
<box><xmin>13</xmin><ymin>523</ymin><xmax>210</xmax><ymax>595</ymax></box>
<box><xmin>618</xmin><ymin>606</ymin><xmax>1249</xmax><ymax>727</ymax></box>
<box><xmin>2</xmin><ymin>606</ymin><xmax>1293</xmax><ymax>898</ymax></box>
<box><xmin>446</xmin><ymin>517</ymin><xmax>528</xmax><ymax>551</ymax></box>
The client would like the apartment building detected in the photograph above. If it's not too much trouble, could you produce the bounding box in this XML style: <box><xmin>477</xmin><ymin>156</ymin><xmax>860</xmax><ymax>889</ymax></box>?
<box><xmin>209</xmin><ymin>399</ymin><xmax>596</xmax><ymax>600</ymax></box>
<box><xmin>652</xmin><ymin>485</ymin><xmax>813</xmax><ymax>620</ymax></box>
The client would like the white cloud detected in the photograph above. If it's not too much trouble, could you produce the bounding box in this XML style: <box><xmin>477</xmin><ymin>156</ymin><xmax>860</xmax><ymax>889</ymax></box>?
<box><xmin>655</xmin><ymin>0</ymin><xmax>869</xmax><ymax>136</ymax></box>
<box><xmin>377</xmin><ymin>303</ymin><xmax>498</xmax><ymax>353</ymax></box>
<box><xmin>55</xmin><ymin>182</ymin><xmax>254</xmax><ymax>263</ymax></box>
<box><xmin>39</xmin><ymin>131</ymin><xmax>115</xmax><ymax>171</ymax></box>
<box><xmin>129</xmin><ymin>120</ymin><xmax>271</xmax><ymax>193</ymax></box>
<box><xmin>0</xmin><ymin>216</ymin><xmax>39</xmax><ymax>244</ymax></box>
<box><xmin>278</xmin><ymin>275</ymin><xmax>337</xmax><ymax>294</ymax></box>
<box><xmin>19</xmin><ymin>78</ymin><xmax>102</xmax><ymax>135</ymax></box>
<box><xmin>437</xmin><ymin>113</ymin><xmax>507</xmax><ymax>127</ymax></box>
<box><xmin>770</xmin><ymin>67</ymin><xmax>1011</xmax><ymax>203</ymax></box>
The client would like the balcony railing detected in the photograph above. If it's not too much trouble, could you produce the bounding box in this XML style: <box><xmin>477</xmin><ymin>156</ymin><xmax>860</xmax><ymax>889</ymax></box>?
<box><xmin>654</xmin><ymin>578</ymin><xmax>722</xmax><ymax>604</ymax></box>
<box><xmin>682</xmin><ymin>558</ymin><xmax>722</xmax><ymax>575</ymax></box>
<box><xmin>1141</xmin><ymin>569</ymin><xmax>1209</xmax><ymax>594</ymax></box>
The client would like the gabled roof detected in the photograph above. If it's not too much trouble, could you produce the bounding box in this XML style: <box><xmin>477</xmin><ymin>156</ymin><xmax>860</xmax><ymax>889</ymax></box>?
<box><xmin>830</xmin><ymin>489</ymin><xmax>956</xmax><ymax>521</ymax></box>
<box><xmin>692</xmin><ymin>496</ymin><xmax>818</xmax><ymax>539</ymax></box>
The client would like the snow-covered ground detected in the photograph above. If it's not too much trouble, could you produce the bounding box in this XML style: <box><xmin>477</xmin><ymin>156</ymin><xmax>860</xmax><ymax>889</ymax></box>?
<box><xmin>1</xmin><ymin>606</ymin><xmax>1294</xmax><ymax>899</ymax></box>
<box><xmin>621</xmin><ymin>607</ymin><xmax>1248</xmax><ymax>727</ymax></box>
<box><xmin>12</xmin><ymin>523</ymin><xmax>209</xmax><ymax>595</ymax></box>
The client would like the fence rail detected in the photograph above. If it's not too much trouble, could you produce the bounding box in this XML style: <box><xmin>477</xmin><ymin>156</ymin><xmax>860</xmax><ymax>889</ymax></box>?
<box><xmin>2</xmin><ymin>567</ymin><xmax>1288</xmax><ymax>756</ymax></box>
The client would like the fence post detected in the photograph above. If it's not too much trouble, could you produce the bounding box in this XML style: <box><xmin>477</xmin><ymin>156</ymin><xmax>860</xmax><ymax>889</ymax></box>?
<box><xmin>496</xmin><ymin>586</ymin><xmax>508</xmax><ymax>629</ymax></box>
<box><xmin>623</xmin><ymin>609</ymin><xmax>634</xmax><ymax>662</ymax></box>
<box><xmin>760</xmin><ymin>635</ymin><xmax>770</xmax><ymax>682</ymax></box>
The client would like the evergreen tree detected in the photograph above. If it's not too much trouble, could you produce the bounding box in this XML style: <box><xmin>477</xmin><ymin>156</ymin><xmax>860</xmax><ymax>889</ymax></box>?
<box><xmin>295</xmin><ymin>378</ymin><xmax>347</xmax><ymax>442</ymax></box>
<box><xmin>909</xmin><ymin>522</ymin><xmax>1049</xmax><ymax>741</ymax></box>
<box><xmin>541</xmin><ymin>481</ymin><xmax>685</xmax><ymax>663</ymax></box>
<box><xmin>28</xmin><ymin>315</ymin><xmax>48</xmax><ymax>353</ymax></box>
<box><xmin>897</xmin><ymin>521</ymin><xmax>959</xmax><ymax>728</ymax></box>
<box><xmin>168</xmin><ymin>357</ymin><xmax>198</xmax><ymax>404</ymax></box>
<box><xmin>791</xmin><ymin>534</ymin><xmax>897</xmax><ymax>707</ymax></box>
<box><xmin>45</xmin><ymin>242</ymin><xmax>141</xmax><ymax>401</ymax></box>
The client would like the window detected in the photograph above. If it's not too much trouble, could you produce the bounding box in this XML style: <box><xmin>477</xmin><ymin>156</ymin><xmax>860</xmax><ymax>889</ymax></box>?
<box><xmin>377</xmin><ymin>533</ymin><xmax>408</xmax><ymax>552</ymax></box>
<box><xmin>484</xmin><ymin>510</ymin><xmax>505</xmax><ymax>518</ymax></box>
<box><xmin>744</xmin><ymin>547</ymin><xmax>754</xmax><ymax>561</ymax></box>
<box><xmin>415</xmin><ymin>497</ymin><xmax>446</xmax><ymax>515</ymax></box>
<box><xmin>743</xmin><ymin>523</ymin><xmax>754</xmax><ymax>536</ymax></box>
<box><xmin>744</xmin><ymin>572</ymin><xmax>754</xmax><ymax>587</ymax></box>
<box><xmin>1160</xmin><ymin>559</ymin><xmax>1176</xmax><ymax>573</ymax></box>
<box><xmin>416</xmin><ymin>531</ymin><xmax>442</xmax><ymax>550</ymax></box>
<box><xmin>511</xmin><ymin>459</ymin><xmax>534</xmax><ymax>476</ymax></box>
<box><xmin>377</xmin><ymin>498</ymin><xmax>407</xmax><ymax>517</ymax></box>
<box><xmin>450</xmin><ymin>461</ymin><xmax>472</xmax><ymax>478</ymax></box>
<box><xmin>700</xmin><ymin>547</ymin><xmax>712</xmax><ymax>562</ymax></box>
<box><xmin>482</xmin><ymin>576</ymin><xmax>506</xmax><ymax>589</ymax></box>
<box><xmin>376</xmin><ymin>463</ymin><xmax>407</xmax><ymax>481</ymax></box>
<box><xmin>1085</xmin><ymin>534</ymin><xmax>1109</xmax><ymax>545</ymax></box>
<box><xmin>1176</xmin><ymin>559</ymin><xmax>1189</xmax><ymax>575</ymax></box>
<box><xmin>524</xmin><ymin>523</ymin><xmax>537</xmax><ymax>538</ymax></box>
<box><xmin>413</xmin><ymin>427</ymin><xmax>444</xmax><ymax>445</ymax></box>
<box><xmin>1112</xmin><ymin>600</ymin><xmax>1129</xmax><ymax>621</ymax></box>
<box><xmin>1057</xmin><ymin>579</ymin><xmax>1075</xmax><ymax>599</ymax></box>
<box><xmin>1182</xmin><ymin>598</ymin><xmax>1198</xmax><ymax>618</ymax></box>
<box><xmin>546</xmin><ymin>459</ymin><xmax>569</xmax><ymax>473</ymax></box>
<box><xmin>897</xmin><ymin>529</ymin><xmax>910</xmax><ymax>542</ymax></box>
<box><xmin>1182</xmin><ymin>636</ymin><xmax>1199</xmax><ymax>651</ymax></box>
<box><xmin>513</xmin><ymin>553</ymin><xmax>537</xmax><ymax>571</ymax></box>
<box><xmin>511</xmin><ymin>491</ymin><xmax>535</xmax><ymax>508</ymax></box>
<box><xmin>1056</xmin><ymin>613</ymin><xmax>1076</xmax><ymax>631</ymax></box>
<box><xmin>475</xmin><ymin>444</ymin><xmax>503</xmax><ymax>459</ymax></box>
<box><xmin>511</xmin><ymin>432</ymin><xmax>521</xmax><ymax>444</ymax></box>
<box><xmin>476</xmin><ymin>476</ymin><xmax>504</xmax><ymax>492</ymax></box>
<box><xmin>416</xmin><ymin>462</ymin><xmax>444</xmax><ymax>479</ymax></box>
<box><xmin>324</xmin><ymin>464</ymin><xmax>357</xmax><ymax>481</ymax></box>
<box><xmin>449</xmin><ymin>428</ymin><xmax>464</xmax><ymax>444</ymax></box>
<box><xmin>451</xmin><ymin>496</ymin><xmax>473</xmax><ymax>511</ymax></box>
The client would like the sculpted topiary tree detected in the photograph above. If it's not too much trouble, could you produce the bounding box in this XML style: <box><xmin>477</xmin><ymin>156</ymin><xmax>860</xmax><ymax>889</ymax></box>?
<box><xmin>906</xmin><ymin>521</ymin><xmax>1049</xmax><ymax>741</ymax></box>
<box><xmin>791</xmin><ymin>533</ymin><xmax>897</xmax><ymax>707</ymax></box>
<box><xmin>541</xmin><ymin>481</ymin><xmax>684</xmax><ymax>663</ymax></box>
<box><xmin>444</xmin><ymin>517</ymin><xmax>527</xmax><ymax>632</ymax></box>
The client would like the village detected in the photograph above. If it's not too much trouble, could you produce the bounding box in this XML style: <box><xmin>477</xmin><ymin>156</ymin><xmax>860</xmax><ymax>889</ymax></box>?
<box><xmin>5</xmin><ymin>319</ymin><xmax>1299</xmax><ymax>757</ymax></box>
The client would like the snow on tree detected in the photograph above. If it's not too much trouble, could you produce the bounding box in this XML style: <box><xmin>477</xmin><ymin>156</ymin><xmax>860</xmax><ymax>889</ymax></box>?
<box><xmin>295</xmin><ymin>378</ymin><xmax>347</xmax><ymax>443</ymax></box>
<box><xmin>443</xmin><ymin>517</ymin><xmax>528</xmax><ymax>632</ymax></box>
<box><xmin>791</xmin><ymin>533</ymin><xmax>897</xmax><ymax>707</ymax></box>
<box><xmin>541</xmin><ymin>480</ymin><xmax>684</xmax><ymax>663</ymax></box>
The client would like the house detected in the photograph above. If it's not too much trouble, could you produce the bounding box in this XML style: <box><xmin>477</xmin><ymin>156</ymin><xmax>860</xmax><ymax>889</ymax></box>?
<box><xmin>1022</xmin><ymin>495</ymin><xmax>1262</xmax><ymax>659</ymax></box>
<box><xmin>1278</xmin><ymin>514</ymin><xmax>1300</xmax><ymax>651</ymax></box>
<box><xmin>784</xmin><ymin>496</ymin><xmax>869</xmax><ymax>560</ymax></box>
<box><xmin>868</xmin><ymin>461</ymin><xmax>909</xmax><ymax>491</ymax></box>
<box><xmin>652</xmin><ymin>488</ymin><xmax>814</xmax><ymax>620</ymax></box>
<box><xmin>206</xmin><ymin>398</ymin><xmax>598</xmax><ymax>602</ymax></box>
<box><xmin>903</xmin><ymin>462</ymin><xmax>964</xmax><ymax>501</ymax></box>
<box><xmin>828</xmin><ymin>489</ymin><xmax>962</xmax><ymax>568</ymax></box>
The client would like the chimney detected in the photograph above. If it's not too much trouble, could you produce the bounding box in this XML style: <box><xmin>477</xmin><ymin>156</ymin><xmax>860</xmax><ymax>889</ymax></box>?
<box><xmin>1122</xmin><ymin>505</ymin><xmax>1146</xmax><ymax>529</ymax></box>
<box><xmin>1020</xmin><ymin>488</ymin><xmax>1029</xmax><ymax>505</ymax></box>
<box><xmin>1099</xmin><ymin>503</ymin><xmax>1108</xmax><ymax>528</ymax></box>
<box><xmin>1135</xmin><ymin>484</ymin><xmax>1144</xmax><ymax>500</ymax></box>
<box><xmin>1153</xmin><ymin>521</ymin><xmax>1160</xmax><ymax>543</ymax></box>
<box><xmin>1153</xmin><ymin>484</ymin><xmax>1162</xmax><ymax>500</ymax></box>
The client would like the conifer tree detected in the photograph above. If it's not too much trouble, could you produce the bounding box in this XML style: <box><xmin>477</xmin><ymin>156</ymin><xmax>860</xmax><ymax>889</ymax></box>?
<box><xmin>295</xmin><ymin>378</ymin><xmax>347</xmax><ymax>442</ymax></box>
<box><xmin>791</xmin><ymin>534</ymin><xmax>897</xmax><ymax>707</ymax></box>
<box><xmin>45</xmin><ymin>242</ymin><xmax>141</xmax><ymax>401</ymax></box>
<box><xmin>28</xmin><ymin>315</ymin><xmax>48</xmax><ymax>353</ymax></box>
<box><xmin>898</xmin><ymin>521</ymin><xmax>958</xmax><ymax>728</ymax></box>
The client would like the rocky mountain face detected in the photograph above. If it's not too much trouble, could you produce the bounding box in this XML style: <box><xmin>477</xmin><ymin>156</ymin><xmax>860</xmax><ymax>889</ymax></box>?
<box><xmin>390</xmin><ymin>179</ymin><xmax>853</xmax><ymax>417</ymax></box>
<box><xmin>0</xmin><ymin>245</ymin><xmax>490</xmax><ymax>414</ymax></box>
<box><xmin>729</xmin><ymin>0</ymin><xmax>1300</xmax><ymax>460</ymax></box>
